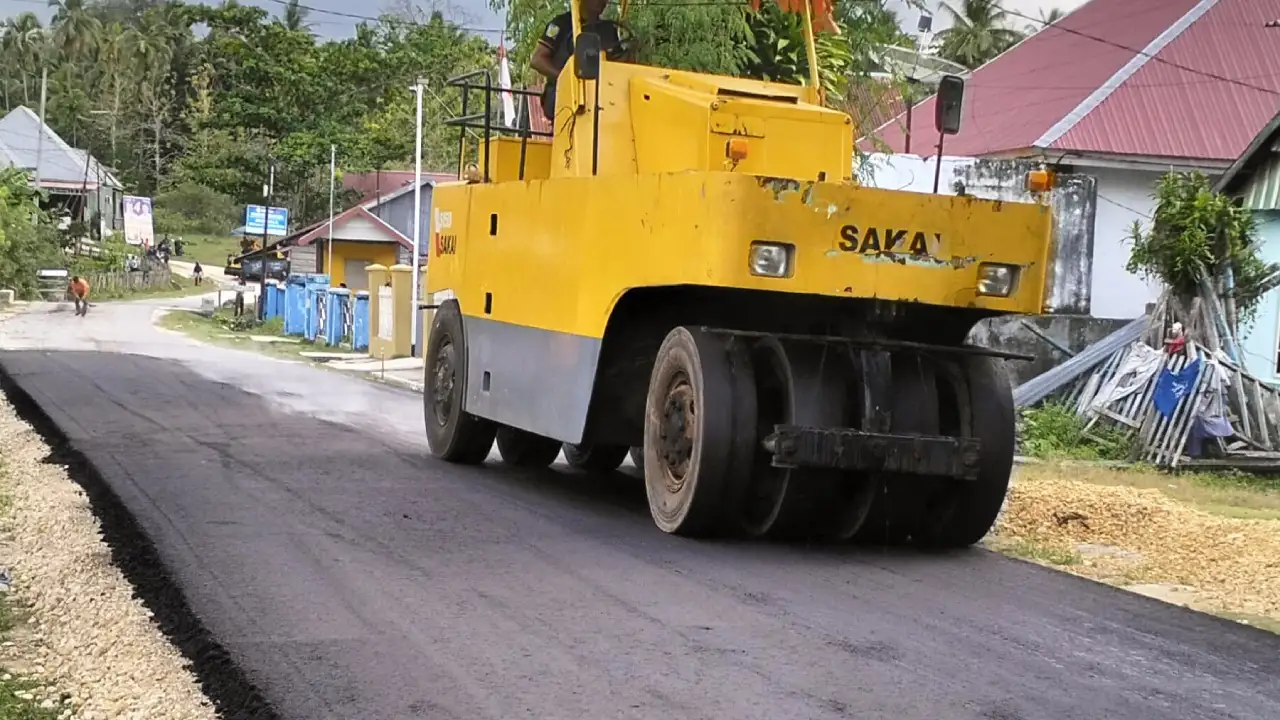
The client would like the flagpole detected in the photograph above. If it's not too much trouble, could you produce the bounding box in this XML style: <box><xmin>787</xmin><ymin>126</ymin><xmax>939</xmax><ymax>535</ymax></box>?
<box><xmin>326</xmin><ymin>144</ymin><xmax>335</xmax><ymax>280</ymax></box>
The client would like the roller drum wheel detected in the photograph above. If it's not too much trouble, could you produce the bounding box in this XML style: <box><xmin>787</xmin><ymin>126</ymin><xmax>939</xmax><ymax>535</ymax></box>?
<box><xmin>563</xmin><ymin>443</ymin><xmax>630</xmax><ymax>474</ymax></box>
<box><xmin>738</xmin><ymin>337</ymin><xmax>848</xmax><ymax>540</ymax></box>
<box><xmin>423</xmin><ymin>302</ymin><xmax>496</xmax><ymax>464</ymax></box>
<box><xmin>853</xmin><ymin>353</ymin><xmax>942</xmax><ymax>545</ymax></box>
<box><xmin>496</xmin><ymin>426</ymin><xmax>563</xmax><ymax>468</ymax></box>
<box><xmin>642</xmin><ymin>327</ymin><xmax>756</xmax><ymax>537</ymax></box>
<box><xmin>911</xmin><ymin>355</ymin><xmax>1015</xmax><ymax>549</ymax></box>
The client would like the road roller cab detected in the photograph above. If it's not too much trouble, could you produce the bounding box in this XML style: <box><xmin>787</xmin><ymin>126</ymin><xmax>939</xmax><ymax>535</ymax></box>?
<box><xmin>423</xmin><ymin>0</ymin><xmax>1058</xmax><ymax>548</ymax></box>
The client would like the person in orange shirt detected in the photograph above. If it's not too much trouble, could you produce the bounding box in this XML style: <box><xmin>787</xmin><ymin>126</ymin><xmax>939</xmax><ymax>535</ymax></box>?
<box><xmin>67</xmin><ymin>276</ymin><xmax>90</xmax><ymax>316</ymax></box>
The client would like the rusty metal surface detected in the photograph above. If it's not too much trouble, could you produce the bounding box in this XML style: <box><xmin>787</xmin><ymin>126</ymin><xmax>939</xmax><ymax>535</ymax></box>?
<box><xmin>766</xmin><ymin>424</ymin><xmax>983</xmax><ymax>478</ymax></box>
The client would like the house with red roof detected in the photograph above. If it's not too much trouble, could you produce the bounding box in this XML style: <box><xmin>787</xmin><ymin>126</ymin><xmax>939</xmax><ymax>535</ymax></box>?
<box><xmin>863</xmin><ymin>0</ymin><xmax>1280</xmax><ymax>320</ymax></box>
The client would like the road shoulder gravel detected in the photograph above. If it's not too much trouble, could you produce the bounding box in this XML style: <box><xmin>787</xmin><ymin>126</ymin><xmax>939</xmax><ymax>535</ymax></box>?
<box><xmin>0</xmin><ymin>394</ymin><xmax>219</xmax><ymax>720</ymax></box>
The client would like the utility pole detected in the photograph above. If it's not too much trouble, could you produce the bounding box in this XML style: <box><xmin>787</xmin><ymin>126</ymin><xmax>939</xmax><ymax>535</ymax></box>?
<box><xmin>258</xmin><ymin>159</ymin><xmax>274</xmax><ymax>320</ymax></box>
<box><xmin>33</xmin><ymin>68</ymin><xmax>46</xmax><ymax>189</ymax></box>
<box><xmin>410</xmin><ymin>79</ymin><xmax>425</xmax><ymax>355</ymax></box>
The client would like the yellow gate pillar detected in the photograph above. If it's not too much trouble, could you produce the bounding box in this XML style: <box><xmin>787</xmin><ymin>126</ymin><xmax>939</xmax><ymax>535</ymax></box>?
<box><xmin>366</xmin><ymin>264</ymin><xmax>391</xmax><ymax>359</ymax></box>
<box><xmin>387</xmin><ymin>264</ymin><xmax>414</xmax><ymax>358</ymax></box>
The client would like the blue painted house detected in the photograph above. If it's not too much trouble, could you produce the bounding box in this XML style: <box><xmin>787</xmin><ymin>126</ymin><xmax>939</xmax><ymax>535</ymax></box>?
<box><xmin>1219</xmin><ymin>112</ymin><xmax>1280</xmax><ymax>384</ymax></box>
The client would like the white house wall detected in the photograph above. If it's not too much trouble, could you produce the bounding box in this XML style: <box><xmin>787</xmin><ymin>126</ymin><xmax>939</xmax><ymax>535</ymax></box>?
<box><xmin>1087</xmin><ymin>166</ymin><xmax>1165</xmax><ymax>319</ymax></box>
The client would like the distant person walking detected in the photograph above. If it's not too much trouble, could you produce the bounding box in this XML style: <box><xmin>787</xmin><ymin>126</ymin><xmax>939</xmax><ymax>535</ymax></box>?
<box><xmin>67</xmin><ymin>276</ymin><xmax>90</xmax><ymax>316</ymax></box>
<box><xmin>234</xmin><ymin>276</ymin><xmax>246</xmax><ymax>316</ymax></box>
<box><xmin>192</xmin><ymin>261</ymin><xmax>204</xmax><ymax>286</ymax></box>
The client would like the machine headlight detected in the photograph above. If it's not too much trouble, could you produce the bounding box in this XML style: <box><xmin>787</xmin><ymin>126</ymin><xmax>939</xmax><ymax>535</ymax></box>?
<box><xmin>749</xmin><ymin>242</ymin><xmax>793</xmax><ymax>278</ymax></box>
<box><xmin>977</xmin><ymin>263</ymin><xmax>1018</xmax><ymax>297</ymax></box>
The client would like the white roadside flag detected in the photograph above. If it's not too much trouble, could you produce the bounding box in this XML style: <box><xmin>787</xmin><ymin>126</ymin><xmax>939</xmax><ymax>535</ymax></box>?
<box><xmin>498</xmin><ymin>37</ymin><xmax>517</xmax><ymax>128</ymax></box>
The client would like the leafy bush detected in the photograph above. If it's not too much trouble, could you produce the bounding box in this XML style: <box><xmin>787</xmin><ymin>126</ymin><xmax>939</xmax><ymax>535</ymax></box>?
<box><xmin>0</xmin><ymin>168</ymin><xmax>64</xmax><ymax>299</ymax></box>
<box><xmin>1018</xmin><ymin>403</ymin><xmax>1133</xmax><ymax>461</ymax></box>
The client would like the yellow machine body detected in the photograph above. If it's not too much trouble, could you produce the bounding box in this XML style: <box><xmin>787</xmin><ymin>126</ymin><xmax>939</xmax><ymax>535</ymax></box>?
<box><xmin>427</xmin><ymin>26</ymin><xmax>1054</xmax><ymax>446</ymax></box>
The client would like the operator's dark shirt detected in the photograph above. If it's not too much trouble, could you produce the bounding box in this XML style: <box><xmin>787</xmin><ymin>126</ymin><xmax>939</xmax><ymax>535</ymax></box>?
<box><xmin>537</xmin><ymin>12</ymin><xmax>622</xmax><ymax>75</ymax></box>
<box><xmin>538</xmin><ymin>12</ymin><xmax>576</xmax><ymax>72</ymax></box>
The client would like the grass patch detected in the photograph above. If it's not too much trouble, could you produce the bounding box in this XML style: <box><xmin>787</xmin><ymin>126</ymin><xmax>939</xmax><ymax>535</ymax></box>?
<box><xmin>0</xmin><ymin>672</ymin><xmax>63</xmax><ymax>719</ymax></box>
<box><xmin>1018</xmin><ymin>463</ymin><xmax>1280</xmax><ymax>521</ymax></box>
<box><xmin>1018</xmin><ymin>403</ymin><xmax>1135</xmax><ymax>461</ymax></box>
<box><xmin>176</xmin><ymin>234</ymin><xmax>242</xmax><ymax>268</ymax></box>
<box><xmin>990</xmin><ymin>536</ymin><xmax>1082</xmax><ymax>567</ymax></box>
<box><xmin>92</xmin><ymin>275</ymin><xmax>216</xmax><ymax>302</ymax></box>
<box><xmin>157</xmin><ymin>307</ymin><xmax>307</xmax><ymax>359</ymax></box>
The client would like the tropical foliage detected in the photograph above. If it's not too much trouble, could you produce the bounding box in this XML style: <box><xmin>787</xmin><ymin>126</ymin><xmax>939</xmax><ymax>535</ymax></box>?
<box><xmin>933</xmin><ymin>0</ymin><xmax>1024</xmax><ymax>69</ymax></box>
<box><xmin>1126</xmin><ymin>171</ymin><xmax>1280</xmax><ymax>328</ymax></box>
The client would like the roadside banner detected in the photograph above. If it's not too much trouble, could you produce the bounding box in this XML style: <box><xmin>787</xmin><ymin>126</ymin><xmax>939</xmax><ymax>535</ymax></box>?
<box><xmin>122</xmin><ymin>196</ymin><xmax>155</xmax><ymax>248</ymax></box>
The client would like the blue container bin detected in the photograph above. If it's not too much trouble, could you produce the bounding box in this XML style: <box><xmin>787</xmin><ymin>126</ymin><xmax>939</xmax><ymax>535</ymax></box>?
<box><xmin>353</xmin><ymin>291</ymin><xmax>370</xmax><ymax>351</ymax></box>
<box><xmin>323</xmin><ymin>288</ymin><xmax>350</xmax><ymax>346</ymax></box>
<box><xmin>264</xmin><ymin>280</ymin><xmax>280</xmax><ymax>318</ymax></box>
<box><xmin>283</xmin><ymin>275</ymin><xmax>308</xmax><ymax>335</ymax></box>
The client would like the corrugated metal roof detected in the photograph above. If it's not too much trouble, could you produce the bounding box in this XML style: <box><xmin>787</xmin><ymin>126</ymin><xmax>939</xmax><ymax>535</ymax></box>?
<box><xmin>1051</xmin><ymin>0</ymin><xmax>1280</xmax><ymax>161</ymax></box>
<box><xmin>0</xmin><ymin>106</ymin><xmax>121</xmax><ymax>188</ymax></box>
<box><xmin>862</xmin><ymin>0</ymin><xmax>1280</xmax><ymax>164</ymax></box>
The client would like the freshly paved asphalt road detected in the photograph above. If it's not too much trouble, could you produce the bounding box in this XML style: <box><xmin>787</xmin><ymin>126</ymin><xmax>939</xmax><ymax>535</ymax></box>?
<box><xmin>1</xmin><ymin>298</ymin><xmax>1279</xmax><ymax>720</ymax></box>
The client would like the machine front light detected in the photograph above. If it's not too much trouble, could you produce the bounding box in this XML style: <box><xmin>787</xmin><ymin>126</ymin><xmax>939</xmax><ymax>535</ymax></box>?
<box><xmin>749</xmin><ymin>242</ymin><xmax>793</xmax><ymax>278</ymax></box>
<box><xmin>977</xmin><ymin>263</ymin><xmax>1018</xmax><ymax>297</ymax></box>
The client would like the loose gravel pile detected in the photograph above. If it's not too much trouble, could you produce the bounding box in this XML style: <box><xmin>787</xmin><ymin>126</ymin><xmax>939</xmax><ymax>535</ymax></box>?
<box><xmin>0</xmin><ymin>395</ymin><xmax>219</xmax><ymax>720</ymax></box>
<box><xmin>997</xmin><ymin>468</ymin><xmax>1280</xmax><ymax>621</ymax></box>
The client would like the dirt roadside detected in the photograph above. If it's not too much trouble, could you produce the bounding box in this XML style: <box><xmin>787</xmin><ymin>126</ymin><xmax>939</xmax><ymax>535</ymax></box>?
<box><xmin>991</xmin><ymin>463</ymin><xmax>1280</xmax><ymax>633</ymax></box>
<box><xmin>0</xmin><ymin>393</ymin><xmax>219</xmax><ymax>720</ymax></box>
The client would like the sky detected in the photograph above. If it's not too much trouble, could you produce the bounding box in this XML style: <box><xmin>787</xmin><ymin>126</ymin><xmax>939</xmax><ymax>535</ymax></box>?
<box><xmin>0</xmin><ymin>0</ymin><xmax>1091</xmax><ymax>41</ymax></box>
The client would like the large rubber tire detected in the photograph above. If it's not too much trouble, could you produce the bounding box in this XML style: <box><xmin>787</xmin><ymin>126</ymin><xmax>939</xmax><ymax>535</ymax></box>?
<box><xmin>423</xmin><ymin>302</ymin><xmax>496</xmax><ymax>464</ymax></box>
<box><xmin>563</xmin><ymin>443</ymin><xmax>630</xmax><ymax>474</ymax></box>
<box><xmin>853</xmin><ymin>354</ymin><xmax>940</xmax><ymax>545</ymax></box>
<box><xmin>912</xmin><ymin>355</ymin><xmax>1015</xmax><ymax>549</ymax></box>
<box><xmin>642</xmin><ymin>326</ymin><xmax>755</xmax><ymax>537</ymax></box>
<box><xmin>496</xmin><ymin>426</ymin><xmax>563</xmax><ymax>468</ymax></box>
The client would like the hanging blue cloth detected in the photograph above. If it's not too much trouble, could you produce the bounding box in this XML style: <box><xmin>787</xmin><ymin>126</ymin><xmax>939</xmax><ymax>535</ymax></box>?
<box><xmin>1152</xmin><ymin>358</ymin><xmax>1202</xmax><ymax>419</ymax></box>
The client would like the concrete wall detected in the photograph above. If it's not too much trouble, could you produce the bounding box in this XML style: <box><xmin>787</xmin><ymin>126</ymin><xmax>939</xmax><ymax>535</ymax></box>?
<box><xmin>1239</xmin><ymin>211</ymin><xmax>1280</xmax><ymax>383</ymax></box>
<box><xmin>1088</xmin><ymin>166</ymin><xmax>1165</xmax><ymax>320</ymax></box>
<box><xmin>968</xmin><ymin>314</ymin><xmax>1135</xmax><ymax>387</ymax></box>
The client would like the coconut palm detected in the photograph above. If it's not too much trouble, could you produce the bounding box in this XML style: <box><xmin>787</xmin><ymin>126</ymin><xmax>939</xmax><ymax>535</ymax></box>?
<box><xmin>933</xmin><ymin>0</ymin><xmax>1024</xmax><ymax>70</ymax></box>
<box><xmin>1025</xmin><ymin>7</ymin><xmax>1065</xmax><ymax>34</ymax></box>
<box><xmin>3</xmin><ymin>13</ymin><xmax>47</xmax><ymax>105</ymax></box>
<box><xmin>47</xmin><ymin>0</ymin><xmax>102</xmax><ymax>62</ymax></box>
<box><xmin>282</xmin><ymin>0</ymin><xmax>313</xmax><ymax>32</ymax></box>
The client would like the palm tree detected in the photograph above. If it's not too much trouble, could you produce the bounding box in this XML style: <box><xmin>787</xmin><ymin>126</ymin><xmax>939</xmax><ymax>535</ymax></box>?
<box><xmin>3</xmin><ymin>13</ymin><xmax>47</xmax><ymax>106</ymax></box>
<box><xmin>933</xmin><ymin>0</ymin><xmax>1024</xmax><ymax>70</ymax></box>
<box><xmin>1025</xmin><ymin>7</ymin><xmax>1065</xmax><ymax>34</ymax></box>
<box><xmin>282</xmin><ymin>0</ymin><xmax>313</xmax><ymax>32</ymax></box>
<box><xmin>47</xmin><ymin>0</ymin><xmax>102</xmax><ymax>61</ymax></box>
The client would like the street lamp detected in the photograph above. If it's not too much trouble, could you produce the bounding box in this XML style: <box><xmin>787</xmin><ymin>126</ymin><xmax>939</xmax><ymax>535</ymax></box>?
<box><xmin>411</xmin><ymin>78</ymin><xmax>425</xmax><ymax>355</ymax></box>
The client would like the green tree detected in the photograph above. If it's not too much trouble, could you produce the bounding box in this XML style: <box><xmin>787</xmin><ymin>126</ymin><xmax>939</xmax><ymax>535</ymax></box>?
<box><xmin>1126</xmin><ymin>171</ymin><xmax>1280</xmax><ymax>329</ymax></box>
<box><xmin>934</xmin><ymin>0</ymin><xmax>1023</xmax><ymax>69</ymax></box>
<box><xmin>0</xmin><ymin>168</ymin><xmax>63</xmax><ymax>298</ymax></box>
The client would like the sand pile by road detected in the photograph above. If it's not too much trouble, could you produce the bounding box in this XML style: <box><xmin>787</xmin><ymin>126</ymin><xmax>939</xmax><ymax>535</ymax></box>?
<box><xmin>0</xmin><ymin>396</ymin><xmax>218</xmax><ymax>720</ymax></box>
<box><xmin>997</xmin><ymin>468</ymin><xmax>1280</xmax><ymax>620</ymax></box>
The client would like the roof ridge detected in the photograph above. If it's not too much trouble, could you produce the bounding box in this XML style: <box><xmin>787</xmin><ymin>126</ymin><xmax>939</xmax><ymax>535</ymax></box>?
<box><xmin>1033</xmin><ymin>0</ymin><xmax>1221</xmax><ymax>149</ymax></box>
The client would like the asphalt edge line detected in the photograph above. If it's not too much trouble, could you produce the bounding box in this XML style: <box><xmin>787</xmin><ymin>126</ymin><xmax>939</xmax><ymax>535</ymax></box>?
<box><xmin>0</xmin><ymin>363</ymin><xmax>281</xmax><ymax>720</ymax></box>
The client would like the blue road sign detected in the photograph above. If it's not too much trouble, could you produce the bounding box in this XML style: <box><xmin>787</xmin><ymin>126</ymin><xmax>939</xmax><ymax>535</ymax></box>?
<box><xmin>245</xmin><ymin>205</ymin><xmax>289</xmax><ymax>236</ymax></box>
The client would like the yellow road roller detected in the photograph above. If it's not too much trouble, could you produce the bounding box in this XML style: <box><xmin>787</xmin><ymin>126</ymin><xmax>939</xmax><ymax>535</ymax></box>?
<box><xmin>423</xmin><ymin>0</ymin><xmax>1059</xmax><ymax>547</ymax></box>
